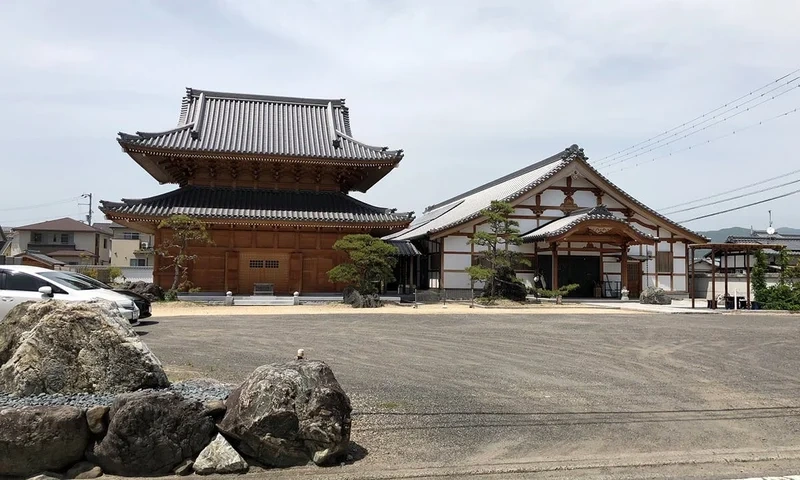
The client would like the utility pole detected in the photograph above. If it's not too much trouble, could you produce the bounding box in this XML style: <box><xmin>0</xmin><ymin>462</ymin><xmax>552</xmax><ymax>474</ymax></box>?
<box><xmin>79</xmin><ymin>193</ymin><xmax>93</xmax><ymax>225</ymax></box>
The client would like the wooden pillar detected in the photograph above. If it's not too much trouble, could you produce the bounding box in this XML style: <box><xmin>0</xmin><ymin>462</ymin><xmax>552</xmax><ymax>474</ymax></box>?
<box><xmin>711</xmin><ymin>247</ymin><xmax>716</xmax><ymax>309</ymax></box>
<box><xmin>620</xmin><ymin>242</ymin><xmax>629</xmax><ymax>296</ymax></box>
<box><xmin>551</xmin><ymin>243</ymin><xmax>559</xmax><ymax>289</ymax></box>
<box><xmin>690</xmin><ymin>246</ymin><xmax>695</xmax><ymax>309</ymax></box>
<box><xmin>745</xmin><ymin>249</ymin><xmax>751</xmax><ymax>309</ymax></box>
<box><xmin>724</xmin><ymin>251</ymin><xmax>729</xmax><ymax>298</ymax></box>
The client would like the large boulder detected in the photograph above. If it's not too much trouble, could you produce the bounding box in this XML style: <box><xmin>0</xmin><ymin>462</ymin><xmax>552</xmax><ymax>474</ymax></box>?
<box><xmin>219</xmin><ymin>360</ymin><xmax>352</xmax><ymax>467</ymax></box>
<box><xmin>0</xmin><ymin>300</ymin><xmax>169</xmax><ymax>396</ymax></box>
<box><xmin>90</xmin><ymin>390</ymin><xmax>215</xmax><ymax>476</ymax></box>
<box><xmin>639</xmin><ymin>286</ymin><xmax>672</xmax><ymax>305</ymax></box>
<box><xmin>122</xmin><ymin>281</ymin><xmax>164</xmax><ymax>302</ymax></box>
<box><xmin>0</xmin><ymin>406</ymin><xmax>90</xmax><ymax>477</ymax></box>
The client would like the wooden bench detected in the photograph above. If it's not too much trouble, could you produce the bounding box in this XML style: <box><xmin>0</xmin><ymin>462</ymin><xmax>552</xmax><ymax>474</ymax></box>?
<box><xmin>253</xmin><ymin>283</ymin><xmax>274</xmax><ymax>296</ymax></box>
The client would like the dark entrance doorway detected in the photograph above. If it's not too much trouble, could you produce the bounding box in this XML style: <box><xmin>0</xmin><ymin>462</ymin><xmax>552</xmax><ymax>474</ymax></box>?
<box><xmin>539</xmin><ymin>255</ymin><xmax>601</xmax><ymax>297</ymax></box>
<box><xmin>627</xmin><ymin>262</ymin><xmax>642</xmax><ymax>298</ymax></box>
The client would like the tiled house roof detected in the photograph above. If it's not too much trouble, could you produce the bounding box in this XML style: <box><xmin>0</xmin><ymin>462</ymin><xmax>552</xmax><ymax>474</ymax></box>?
<box><xmin>100</xmin><ymin>186</ymin><xmax>413</xmax><ymax>225</ymax></box>
<box><xmin>522</xmin><ymin>205</ymin><xmax>655</xmax><ymax>242</ymax></box>
<box><xmin>118</xmin><ymin>88</ymin><xmax>403</xmax><ymax>163</ymax></box>
<box><xmin>13</xmin><ymin>217</ymin><xmax>108</xmax><ymax>234</ymax></box>
<box><xmin>387</xmin><ymin>144</ymin><xmax>707</xmax><ymax>243</ymax></box>
<box><xmin>386</xmin><ymin>147</ymin><xmax>577</xmax><ymax>241</ymax></box>
<box><xmin>727</xmin><ymin>231</ymin><xmax>800</xmax><ymax>254</ymax></box>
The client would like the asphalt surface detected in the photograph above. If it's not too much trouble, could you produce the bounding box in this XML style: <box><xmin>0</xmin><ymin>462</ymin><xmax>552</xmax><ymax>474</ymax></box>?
<box><xmin>135</xmin><ymin>312</ymin><xmax>800</xmax><ymax>479</ymax></box>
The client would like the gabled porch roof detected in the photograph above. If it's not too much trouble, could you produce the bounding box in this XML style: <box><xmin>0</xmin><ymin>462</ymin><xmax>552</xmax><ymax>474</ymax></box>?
<box><xmin>522</xmin><ymin>205</ymin><xmax>655</xmax><ymax>245</ymax></box>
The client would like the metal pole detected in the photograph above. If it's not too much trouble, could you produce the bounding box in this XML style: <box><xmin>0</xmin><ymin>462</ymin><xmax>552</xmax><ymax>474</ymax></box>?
<box><xmin>690</xmin><ymin>246</ymin><xmax>695</xmax><ymax>309</ymax></box>
<box><xmin>711</xmin><ymin>247</ymin><xmax>716</xmax><ymax>309</ymax></box>
<box><xmin>745</xmin><ymin>250</ymin><xmax>751</xmax><ymax>309</ymax></box>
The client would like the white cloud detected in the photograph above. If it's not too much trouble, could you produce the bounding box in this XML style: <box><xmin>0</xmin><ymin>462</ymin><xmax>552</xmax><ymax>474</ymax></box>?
<box><xmin>0</xmin><ymin>0</ymin><xmax>798</xmax><ymax>230</ymax></box>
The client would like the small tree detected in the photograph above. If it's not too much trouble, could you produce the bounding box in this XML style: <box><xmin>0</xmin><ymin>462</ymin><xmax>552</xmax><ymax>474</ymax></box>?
<box><xmin>156</xmin><ymin>214</ymin><xmax>214</xmax><ymax>294</ymax></box>
<box><xmin>327</xmin><ymin>234</ymin><xmax>398</xmax><ymax>294</ymax></box>
<box><xmin>752</xmin><ymin>249</ymin><xmax>768</xmax><ymax>304</ymax></box>
<box><xmin>465</xmin><ymin>200</ymin><xmax>530</xmax><ymax>299</ymax></box>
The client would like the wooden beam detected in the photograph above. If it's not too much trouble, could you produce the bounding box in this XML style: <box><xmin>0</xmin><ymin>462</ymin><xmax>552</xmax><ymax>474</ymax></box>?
<box><xmin>551</xmin><ymin>243</ymin><xmax>558</xmax><ymax>290</ymax></box>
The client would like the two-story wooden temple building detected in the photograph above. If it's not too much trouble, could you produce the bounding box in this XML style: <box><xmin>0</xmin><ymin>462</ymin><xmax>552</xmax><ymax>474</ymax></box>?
<box><xmin>101</xmin><ymin>88</ymin><xmax>413</xmax><ymax>295</ymax></box>
<box><xmin>387</xmin><ymin>145</ymin><xmax>708</xmax><ymax>299</ymax></box>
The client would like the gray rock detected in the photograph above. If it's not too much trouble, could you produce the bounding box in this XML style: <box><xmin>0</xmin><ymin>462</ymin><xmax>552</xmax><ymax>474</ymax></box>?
<box><xmin>0</xmin><ymin>406</ymin><xmax>90</xmax><ymax>477</ymax></box>
<box><xmin>27</xmin><ymin>474</ymin><xmax>64</xmax><ymax>480</ymax></box>
<box><xmin>173</xmin><ymin>459</ymin><xmax>193</xmax><ymax>476</ymax></box>
<box><xmin>66</xmin><ymin>461</ymin><xmax>102</xmax><ymax>479</ymax></box>
<box><xmin>203</xmin><ymin>399</ymin><xmax>226</xmax><ymax>417</ymax></box>
<box><xmin>639</xmin><ymin>286</ymin><xmax>672</xmax><ymax>305</ymax></box>
<box><xmin>0</xmin><ymin>300</ymin><xmax>169</xmax><ymax>396</ymax></box>
<box><xmin>90</xmin><ymin>390</ymin><xmax>214</xmax><ymax>476</ymax></box>
<box><xmin>86</xmin><ymin>406</ymin><xmax>109</xmax><ymax>435</ymax></box>
<box><xmin>218</xmin><ymin>360</ymin><xmax>351</xmax><ymax>467</ymax></box>
<box><xmin>193</xmin><ymin>433</ymin><xmax>248</xmax><ymax>475</ymax></box>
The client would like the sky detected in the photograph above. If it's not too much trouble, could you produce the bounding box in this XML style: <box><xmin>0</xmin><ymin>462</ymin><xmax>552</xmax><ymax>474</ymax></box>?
<box><xmin>1</xmin><ymin>0</ymin><xmax>799</xmax><ymax>232</ymax></box>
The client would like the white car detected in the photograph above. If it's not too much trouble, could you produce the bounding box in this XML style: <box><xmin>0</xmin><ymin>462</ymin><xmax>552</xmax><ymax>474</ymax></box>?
<box><xmin>0</xmin><ymin>265</ymin><xmax>140</xmax><ymax>325</ymax></box>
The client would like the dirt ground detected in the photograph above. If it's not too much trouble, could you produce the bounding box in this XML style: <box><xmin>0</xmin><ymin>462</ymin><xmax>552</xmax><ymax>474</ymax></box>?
<box><xmin>150</xmin><ymin>301</ymin><xmax>631</xmax><ymax>317</ymax></box>
<box><xmin>134</xmin><ymin>307</ymin><xmax>800</xmax><ymax>479</ymax></box>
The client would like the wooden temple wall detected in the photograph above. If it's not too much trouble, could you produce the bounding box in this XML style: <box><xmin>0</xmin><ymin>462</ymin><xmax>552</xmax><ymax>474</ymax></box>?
<box><xmin>152</xmin><ymin>227</ymin><xmax>351</xmax><ymax>295</ymax></box>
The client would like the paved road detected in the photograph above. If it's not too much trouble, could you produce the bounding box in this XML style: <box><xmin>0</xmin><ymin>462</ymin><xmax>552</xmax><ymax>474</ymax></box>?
<box><xmin>136</xmin><ymin>312</ymin><xmax>800</xmax><ymax>479</ymax></box>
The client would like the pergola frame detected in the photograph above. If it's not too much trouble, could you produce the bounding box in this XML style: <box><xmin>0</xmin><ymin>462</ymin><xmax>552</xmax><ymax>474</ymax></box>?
<box><xmin>688</xmin><ymin>242</ymin><xmax>786</xmax><ymax>309</ymax></box>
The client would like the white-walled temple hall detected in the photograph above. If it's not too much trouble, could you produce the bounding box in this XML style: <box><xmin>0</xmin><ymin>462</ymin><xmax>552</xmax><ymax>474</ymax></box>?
<box><xmin>387</xmin><ymin>145</ymin><xmax>708</xmax><ymax>298</ymax></box>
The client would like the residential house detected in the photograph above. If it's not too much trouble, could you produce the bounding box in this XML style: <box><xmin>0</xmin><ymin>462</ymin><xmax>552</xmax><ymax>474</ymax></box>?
<box><xmin>387</xmin><ymin>145</ymin><xmax>708</xmax><ymax>298</ymax></box>
<box><xmin>94</xmin><ymin>222</ymin><xmax>155</xmax><ymax>267</ymax></box>
<box><xmin>698</xmin><ymin>230</ymin><xmax>800</xmax><ymax>274</ymax></box>
<box><xmin>0</xmin><ymin>226</ymin><xmax>10</xmax><ymax>256</ymax></box>
<box><xmin>9</xmin><ymin>217</ymin><xmax>112</xmax><ymax>266</ymax></box>
<box><xmin>101</xmin><ymin>87</ymin><xmax>412</xmax><ymax>294</ymax></box>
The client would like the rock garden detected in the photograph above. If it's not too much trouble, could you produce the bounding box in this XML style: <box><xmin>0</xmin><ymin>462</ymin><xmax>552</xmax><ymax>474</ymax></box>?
<box><xmin>0</xmin><ymin>300</ymin><xmax>352</xmax><ymax>479</ymax></box>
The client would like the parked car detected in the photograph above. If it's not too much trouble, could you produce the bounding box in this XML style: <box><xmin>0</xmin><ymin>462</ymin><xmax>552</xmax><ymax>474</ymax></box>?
<box><xmin>0</xmin><ymin>265</ymin><xmax>140</xmax><ymax>325</ymax></box>
<box><xmin>66</xmin><ymin>272</ymin><xmax>152</xmax><ymax>319</ymax></box>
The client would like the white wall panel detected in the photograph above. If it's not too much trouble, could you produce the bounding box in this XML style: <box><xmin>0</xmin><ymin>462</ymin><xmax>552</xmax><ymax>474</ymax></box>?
<box><xmin>444</xmin><ymin>271</ymin><xmax>471</xmax><ymax>289</ymax></box>
<box><xmin>444</xmin><ymin>236</ymin><xmax>471</xmax><ymax>252</ymax></box>
<box><xmin>444</xmin><ymin>253</ymin><xmax>471</xmax><ymax>270</ymax></box>
<box><xmin>540</xmin><ymin>190</ymin><xmax>564</xmax><ymax>205</ymax></box>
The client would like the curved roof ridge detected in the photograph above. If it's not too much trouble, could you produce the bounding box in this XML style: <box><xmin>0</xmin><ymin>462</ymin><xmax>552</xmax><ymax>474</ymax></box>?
<box><xmin>336</xmin><ymin>130</ymin><xmax>403</xmax><ymax>156</ymax></box>
<box><xmin>118</xmin><ymin>123</ymin><xmax>194</xmax><ymax>141</ymax></box>
<box><xmin>185</xmin><ymin>87</ymin><xmax>345</xmax><ymax>107</ymax></box>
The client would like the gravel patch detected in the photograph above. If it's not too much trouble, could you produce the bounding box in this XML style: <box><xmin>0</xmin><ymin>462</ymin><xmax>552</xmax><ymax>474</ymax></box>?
<box><xmin>0</xmin><ymin>380</ymin><xmax>235</xmax><ymax>409</ymax></box>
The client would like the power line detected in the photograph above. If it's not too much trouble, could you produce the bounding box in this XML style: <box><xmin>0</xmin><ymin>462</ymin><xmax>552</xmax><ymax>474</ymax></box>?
<box><xmin>602</xmin><ymin>105</ymin><xmax>800</xmax><ymax>175</ymax></box>
<box><xmin>664</xmin><ymin>176</ymin><xmax>800</xmax><ymax>215</ymax></box>
<box><xmin>596</xmin><ymin>85</ymin><xmax>800</xmax><ymax>171</ymax></box>
<box><xmin>0</xmin><ymin>196</ymin><xmax>80</xmax><ymax>212</ymax></box>
<box><xmin>593</xmin><ymin>67</ymin><xmax>800</xmax><ymax>164</ymax></box>
<box><xmin>677</xmin><ymin>187</ymin><xmax>800</xmax><ymax>224</ymax></box>
<box><xmin>659</xmin><ymin>167</ymin><xmax>800</xmax><ymax>211</ymax></box>
<box><xmin>594</xmin><ymin>78</ymin><xmax>800</xmax><ymax>168</ymax></box>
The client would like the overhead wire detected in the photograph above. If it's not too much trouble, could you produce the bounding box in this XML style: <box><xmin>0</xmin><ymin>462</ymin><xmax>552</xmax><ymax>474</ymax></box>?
<box><xmin>659</xmin><ymin>167</ymin><xmax>800</xmax><ymax>211</ymax></box>
<box><xmin>601</xmin><ymin>105</ymin><xmax>800</xmax><ymax>175</ymax></box>
<box><xmin>592</xmin><ymin>67</ymin><xmax>800</xmax><ymax>164</ymax></box>
<box><xmin>677</xmin><ymin>187</ymin><xmax>800</xmax><ymax>224</ymax></box>
<box><xmin>596</xmin><ymin>86</ymin><xmax>800</xmax><ymax>171</ymax></box>
<box><xmin>0</xmin><ymin>196</ymin><xmax>80</xmax><ymax>212</ymax></box>
<box><xmin>663</xmin><ymin>176</ymin><xmax>800</xmax><ymax>215</ymax></box>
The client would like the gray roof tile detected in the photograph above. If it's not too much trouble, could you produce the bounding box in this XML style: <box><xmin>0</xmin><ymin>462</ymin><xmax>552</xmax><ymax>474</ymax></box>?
<box><xmin>522</xmin><ymin>205</ymin><xmax>654</xmax><ymax>242</ymax></box>
<box><xmin>118</xmin><ymin>88</ymin><xmax>402</xmax><ymax>162</ymax></box>
<box><xmin>727</xmin><ymin>232</ymin><xmax>800</xmax><ymax>253</ymax></box>
<box><xmin>100</xmin><ymin>186</ymin><xmax>413</xmax><ymax>225</ymax></box>
<box><xmin>386</xmin><ymin>240</ymin><xmax>421</xmax><ymax>256</ymax></box>
<box><xmin>387</xmin><ymin>144</ymin><xmax>707</xmax><ymax>243</ymax></box>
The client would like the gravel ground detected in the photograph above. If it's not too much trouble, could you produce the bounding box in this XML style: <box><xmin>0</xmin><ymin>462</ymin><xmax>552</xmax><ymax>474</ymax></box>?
<box><xmin>0</xmin><ymin>379</ymin><xmax>234</xmax><ymax>408</ymax></box>
<box><xmin>132</xmin><ymin>312</ymin><xmax>800</xmax><ymax>478</ymax></box>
